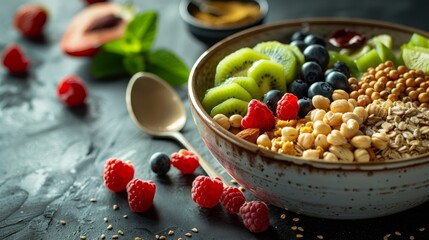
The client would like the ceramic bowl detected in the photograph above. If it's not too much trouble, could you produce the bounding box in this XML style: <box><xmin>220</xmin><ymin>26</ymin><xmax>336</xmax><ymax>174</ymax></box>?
<box><xmin>179</xmin><ymin>0</ymin><xmax>269</xmax><ymax>46</ymax></box>
<box><xmin>188</xmin><ymin>18</ymin><xmax>429</xmax><ymax>219</ymax></box>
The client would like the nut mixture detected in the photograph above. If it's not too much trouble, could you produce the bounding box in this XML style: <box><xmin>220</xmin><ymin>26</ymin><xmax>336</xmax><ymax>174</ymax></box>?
<box><xmin>214</xmin><ymin>61</ymin><xmax>429</xmax><ymax>162</ymax></box>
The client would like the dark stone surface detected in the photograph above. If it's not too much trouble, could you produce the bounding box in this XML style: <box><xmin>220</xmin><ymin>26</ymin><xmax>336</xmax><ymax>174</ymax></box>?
<box><xmin>1</xmin><ymin>0</ymin><xmax>429</xmax><ymax>239</ymax></box>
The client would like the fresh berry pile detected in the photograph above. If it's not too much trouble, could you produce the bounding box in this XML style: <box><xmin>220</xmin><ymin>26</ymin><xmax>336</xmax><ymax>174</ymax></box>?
<box><xmin>103</xmin><ymin>158</ymin><xmax>135</xmax><ymax>192</ymax></box>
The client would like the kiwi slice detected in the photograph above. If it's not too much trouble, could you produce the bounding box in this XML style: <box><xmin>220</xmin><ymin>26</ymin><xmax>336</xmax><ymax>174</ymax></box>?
<box><xmin>210</xmin><ymin>98</ymin><xmax>248</xmax><ymax>117</ymax></box>
<box><xmin>202</xmin><ymin>82</ymin><xmax>252</xmax><ymax>113</ymax></box>
<box><xmin>214</xmin><ymin>48</ymin><xmax>270</xmax><ymax>86</ymax></box>
<box><xmin>247</xmin><ymin>59</ymin><xmax>286</xmax><ymax>94</ymax></box>
<box><xmin>223</xmin><ymin>76</ymin><xmax>263</xmax><ymax>100</ymax></box>
<box><xmin>253</xmin><ymin>41</ymin><xmax>298</xmax><ymax>85</ymax></box>
<box><xmin>287</xmin><ymin>44</ymin><xmax>305</xmax><ymax>65</ymax></box>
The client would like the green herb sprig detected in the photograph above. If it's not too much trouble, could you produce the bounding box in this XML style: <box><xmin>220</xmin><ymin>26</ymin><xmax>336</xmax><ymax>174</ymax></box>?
<box><xmin>91</xmin><ymin>11</ymin><xmax>189</xmax><ymax>86</ymax></box>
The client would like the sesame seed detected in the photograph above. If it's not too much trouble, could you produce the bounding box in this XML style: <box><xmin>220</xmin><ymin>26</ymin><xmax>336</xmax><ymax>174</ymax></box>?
<box><xmin>113</xmin><ymin>204</ymin><xmax>119</xmax><ymax>210</ymax></box>
<box><xmin>284</xmin><ymin>207</ymin><xmax>289</xmax><ymax>211</ymax></box>
<box><xmin>104</xmin><ymin>217</ymin><xmax>108</xmax><ymax>223</ymax></box>
<box><xmin>292</xmin><ymin>217</ymin><xmax>300</xmax><ymax>222</ymax></box>
<box><xmin>185</xmin><ymin>232</ymin><xmax>192</xmax><ymax>237</ymax></box>
<box><xmin>296</xmin><ymin>234</ymin><xmax>304</xmax><ymax>238</ymax></box>
<box><xmin>112</xmin><ymin>235</ymin><xmax>119</xmax><ymax>239</ymax></box>
<box><xmin>410</xmin><ymin>235</ymin><xmax>415</xmax><ymax>240</ymax></box>
<box><xmin>168</xmin><ymin>230</ymin><xmax>174</xmax><ymax>236</ymax></box>
<box><xmin>191</xmin><ymin>228</ymin><xmax>198</xmax><ymax>233</ymax></box>
<box><xmin>291</xmin><ymin>226</ymin><xmax>297</xmax><ymax>231</ymax></box>
<box><xmin>107</xmin><ymin>225</ymin><xmax>113</xmax><ymax>230</ymax></box>
<box><xmin>383</xmin><ymin>233</ymin><xmax>391</xmax><ymax>240</ymax></box>
<box><xmin>298</xmin><ymin>227</ymin><xmax>304</xmax><ymax>232</ymax></box>
<box><xmin>230</xmin><ymin>179</ymin><xmax>238</xmax><ymax>184</ymax></box>
<box><xmin>395</xmin><ymin>231</ymin><xmax>401</xmax><ymax>236</ymax></box>
<box><xmin>90</xmin><ymin>198</ymin><xmax>97</xmax><ymax>203</ymax></box>
<box><xmin>134</xmin><ymin>238</ymin><xmax>142</xmax><ymax>240</ymax></box>
<box><xmin>316</xmin><ymin>235</ymin><xmax>324</xmax><ymax>239</ymax></box>
<box><xmin>178</xmin><ymin>238</ymin><xmax>183</xmax><ymax>240</ymax></box>
<box><xmin>59</xmin><ymin>220</ymin><xmax>66</xmax><ymax>225</ymax></box>
<box><xmin>159</xmin><ymin>236</ymin><xmax>166</xmax><ymax>240</ymax></box>
<box><xmin>80</xmin><ymin>236</ymin><xmax>87</xmax><ymax>240</ymax></box>
<box><xmin>419</xmin><ymin>227</ymin><xmax>426</xmax><ymax>231</ymax></box>
<box><xmin>280</xmin><ymin>213</ymin><xmax>286</xmax><ymax>219</ymax></box>
<box><xmin>118</xmin><ymin>230</ymin><xmax>124</xmax><ymax>235</ymax></box>
<box><xmin>123</xmin><ymin>215</ymin><xmax>128</xmax><ymax>219</ymax></box>
<box><xmin>238</xmin><ymin>186</ymin><xmax>245</xmax><ymax>192</ymax></box>
<box><xmin>155</xmin><ymin>234</ymin><xmax>160</xmax><ymax>239</ymax></box>
<box><xmin>100</xmin><ymin>234</ymin><xmax>106</xmax><ymax>239</ymax></box>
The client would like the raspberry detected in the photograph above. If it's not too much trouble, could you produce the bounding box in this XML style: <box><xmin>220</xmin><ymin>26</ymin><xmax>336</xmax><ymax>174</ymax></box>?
<box><xmin>220</xmin><ymin>186</ymin><xmax>246</xmax><ymax>214</ymax></box>
<box><xmin>126</xmin><ymin>178</ymin><xmax>156</xmax><ymax>212</ymax></box>
<box><xmin>276</xmin><ymin>93</ymin><xmax>299</xmax><ymax>120</ymax></box>
<box><xmin>84</xmin><ymin>0</ymin><xmax>108</xmax><ymax>4</ymax></box>
<box><xmin>239</xmin><ymin>201</ymin><xmax>270</xmax><ymax>233</ymax></box>
<box><xmin>170</xmin><ymin>149</ymin><xmax>199</xmax><ymax>174</ymax></box>
<box><xmin>2</xmin><ymin>44</ymin><xmax>30</xmax><ymax>74</ymax></box>
<box><xmin>241</xmin><ymin>99</ymin><xmax>275</xmax><ymax>132</ymax></box>
<box><xmin>103</xmin><ymin>158</ymin><xmax>134</xmax><ymax>192</ymax></box>
<box><xmin>191</xmin><ymin>176</ymin><xmax>224</xmax><ymax>208</ymax></box>
<box><xmin>14</xmin><ymin>3</ymin><xmax>48</xmax><ymax>39</ymax></box>
<box><xmin>57</xmin><ymin>75</ymin><xmax>88</xmax><ymax>107</ymax></box>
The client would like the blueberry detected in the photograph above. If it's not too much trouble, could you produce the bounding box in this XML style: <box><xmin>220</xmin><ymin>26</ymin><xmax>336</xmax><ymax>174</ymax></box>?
<box><xmin>308</xmin><ymin>82</ymin><xmax>334</xmax><ymax>100</ymax></box>
<box><xmin>333</xmin><ymin>61</ymin><xmax>351</xmax><ymax>77</ymax></box>
<box><xmin>303</xmin><ymin>44</ymin><xmax>330</xmax><ymax>69</ymax></box>
<box><xmin>263</xmin><ymin>89</ymin><xmax>284</xmax><ymax>114</ymax></box>
<box><xmin>288</xmin><ymin>79</ymin><xmax>309</xmax><ymax>99</ymax></box>
<box><xmin>325</xmin><ymin>71</ymin><xmax>349</xmax><ymax>91</ymax></box>
<box><xmin>150</xmin><ymin>152</ymin><xmax>171</xmax><ymax>175</ymax></box>
<box><xmin>301</xmin><ymin>61</ymin><xmax>323</xmax><ymax>85</ymax></box>
<box><xmin>297</xmin><ymin>97</ymin><xmax>314</xmax><ymax>118</ymax></box>
<box><xmin>304</xmin><ymin>34</ymin><xmax>326</xmax><ymax>46</ymax></box>
<box><xmin>290</xmin><ymin>40</ymin><xmax>307</xmax><ymax>52</ymax></box>
<box><xmin>291</xmin><ymin>31</ymin><xmax>308</xmax><ymax>42</ymax></box>
<box><xmin>324</xmin><ymin>68</ymin><xmax>337</xmax><ymax>78</ymax></box>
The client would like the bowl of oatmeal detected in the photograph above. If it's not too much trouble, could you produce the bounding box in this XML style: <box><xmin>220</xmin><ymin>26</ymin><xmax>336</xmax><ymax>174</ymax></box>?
<box><xmin>188</xmin><ymin>18</ymin><xmax>429</xmax><ymax>219</ymax></box>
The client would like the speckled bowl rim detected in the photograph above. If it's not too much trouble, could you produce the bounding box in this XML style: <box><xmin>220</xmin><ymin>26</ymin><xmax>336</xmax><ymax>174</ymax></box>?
<box><xmin>189</xmin><ymin>17</ymin><xmax>429</xmax><ymax>170</ymax></box>
<box><xmin>179</xmin><ymin>0</ymin><xmax>269</xmax><ymax>30</ymax></box>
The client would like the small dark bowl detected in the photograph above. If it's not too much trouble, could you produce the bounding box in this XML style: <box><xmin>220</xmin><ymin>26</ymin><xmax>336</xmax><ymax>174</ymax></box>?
<box><xmin>179</xmin><ymin>0</ymin><xmax>269</xmax><ymax>46</ymax></box>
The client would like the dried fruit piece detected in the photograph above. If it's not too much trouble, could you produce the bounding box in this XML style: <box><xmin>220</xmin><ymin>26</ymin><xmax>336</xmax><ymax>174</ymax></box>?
<box><xmin>14</xmin><ymin>3</ymin><xmax>48</xmax><ymax>39</ymax></box>
<box><xmin>191</xmin><ymin>176</ymin><xmax>224</xmax><ymax>208</ymax></box>
<box><xmin>57</xmin><ymin>75</ymin><xmax>88</xmax><ymax>107</ymax></box>
<box><xmin>103</xmin><ymin>158</ymin><xmax>135</xmax><ymax>192</ymax></box>
<box><xmin>2</xmin><ymin>44</ymin><xmax>30</xmax><ymax>74</ymax></box>
<box><xmin>60</xmin><ymin>3</ymin><xmax>132</xmax><ymax>56</ymax></box>
<box><xmin>236</xmin><ymin>128</ymin><xmax>260</xmax><ymax>143</ymax></box>
<box><xmin>126</xmin><ymin>178</ymin><xmax>156</xmax><ymax>212</ymax></box>
<box><xmin>328</xmin><ymin>29</ymin><xmax>366</xmax><ymax>49</ymax></box>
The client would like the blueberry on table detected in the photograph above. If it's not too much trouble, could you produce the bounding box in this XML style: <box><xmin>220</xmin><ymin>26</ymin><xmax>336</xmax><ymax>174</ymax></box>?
<box><xmin>288</xmin><ymin>79</ymin><xmax>309</xmax><ymax>99</ymax></box>
<box><xmin>325</xmin><ymin>71</ymin><xmax>349</xmax><ymax>91</ymax></box>
<box><xmin>301</xmin><ymin>61</ymin><xmax>323</xmax><ymax>85</ymax></box>
<box><xmin>263</xmin><ymin>89</ymin><xmax>284</xmax><ymax>115</ymax></box>
<box><xmin>290</xmin><ymin>40</ymin><xmax>307</xmax><ymax>52</ymax></box>
<box><xmin>303</xmin><ymin>44</ymin><xmax>330</xmax><ymax>69</ymax></box>
<box><xmin>308</xmin><ymin>81</ymin><xmax>334</xmax><ymax>100</ymax></box>
<box><xmin>150</xmin><ymin>152</ymin><xmax>171</xmax><ymax>175</ymax></box>
<box><xmin>333</xmin><ymin>61</ymin><xmax>351</xmax><ymax>77</ymax></box>
<box><xmin>291</xmin><ymin>31</ymin><xmax>308</xmax><ymax>42</ymax></box>
<box><xmin>304</xmin><ymin>34</ymin><xmax>326</xmax><ymax>46</ymax></box>
<box><xmin>297</xmin><ymin>97</ymin><xmax>314</xmax><ymax>118</ymax></box>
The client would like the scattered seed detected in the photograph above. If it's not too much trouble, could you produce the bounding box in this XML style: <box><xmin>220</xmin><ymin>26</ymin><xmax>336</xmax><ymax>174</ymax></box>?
<box><xmin>123</xmin><ymin>215</ymin><xmax>128</xmax><ymax>219</ymax></box>
<box><xmin>292</xmin><ymin>217</ymin><xmax>300</xmax><ymax>222</ymax></box>
<box><xmin>112</xmin><ymin>235</ymin><xmax>119</xmax><ymax>239</ymax></box>
<box><xmin>297</xmin><ymin>226</ymin><xmax>304</xmax><ymax>232</ymax></box>
<box><xmin>107</xmin><ymin>225</ymin><xmax>113</xmax><ymax>230</ymax></box>
<box><xmin>159</xmin><ymin>236</ymin><xmax>166</xmax><ymax>240</ymax></box>
<box><xmin>168</xmin><ymin>230</ymin><xmax>174</xmax><ymax>236</ymax></box>
<box><xmin>118</xmin><ymin>230</ymin><xmax>124</xmax><ymax>235</ymax></box>
<box><xmin>104</xmin><ymin>217</ymin><xmax>109</xmax><ymax>223</ymax></box>
<box><xmin>316</xmin><ymin>235</ymin><xmax>324</xmax><ymax>239</ymax></box>
<box><xmin>59</xmin><ymin>220</ymin><xmax>66</xmax><ymax>225</ymax></box>
<box><xmin>238</xmin><ymin>186</ymin><xmax>245</xmax><ymax>192</ymax></box>
<box><xmin>134</xmin><ymin>238</ymin><xmax>142</xmax><ymax>240</ymax></box>
<box><xmin>395</xmin><ymin>231</ymin><xmax>401</xmax><ymax>236</ymax></box>
<box><xmin>191</xmin><ymin>228</ymin><xmax>198</xmax><ymax>233</ymax></box>
<box><xmin>280</xmin><ymin>213</ymin><xmax>286</xmax><ymax>219</ymax></box>
<box><xmin>113</xmin><ymin>204</ymin><xmax>119</xmax><ymax>211</ymax></box>
<box><xmin>185</xmin><ymin>232</ymin><xmax>192</xmax><ymax>237</ymax></box>
<box><xmin>155</xmin><ymin>235</ymin><xmax>160</xmax><ymax>239</ymax></box>
<box><xmin>230</xmin><ymin>179</ymin><xmax>238</xmax><ymax>184</ymax></box>
<box><xmin>383</xmin><ymin>233</ymin><xmax>391</xmax><ymax>240</ymax></box>
<box><xmin>100</xmin><ymin>234</ymin><xmax>106</xmax><ymax>239</ymax></box>
<box><xmin>410</xmin><ymin>236</ymin><xmax>415</xmax><ymax>240</ymax></box>
<box><xmin>178</xmin><ymin>238</ymin><xmax>183</xmax><ymax>240</ymax></box>
<box><xmin>291</xmin><ymin>226</ymin><xmax>298</xmax><ymax>231</ymax></box>
<box><xmin>80</xmin><ymin>236</ymin><xmax>87</xmax><ymax>240</ymax></box>
<box><xmin>296</xmin><ymin>234</ymin><xmax>304</xmax><ymax>238</ymax></box>
<box><xmin>419</xmin><ymin>227</ymin><xmax>426</xmax><ymax>232</ymax></box>
<box><xmin>90</xmin><ymin>198</ymin><xmax>97</xmax><ymax>202</ymax></box>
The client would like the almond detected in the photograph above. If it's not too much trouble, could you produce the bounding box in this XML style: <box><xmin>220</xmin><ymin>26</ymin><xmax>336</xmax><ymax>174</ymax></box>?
<box><xmin>236</xmin><ymin>128</ymin><xmax>260</xmax><ymax>143</ymax></box>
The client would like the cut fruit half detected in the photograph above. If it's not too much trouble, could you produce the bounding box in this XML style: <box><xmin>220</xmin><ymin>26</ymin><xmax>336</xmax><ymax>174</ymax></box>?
<box><xmin>60</xmin><ymin>3</ymin><xmax>133</xmax><ymax>57</ymax></box>
<box><xmin>401</xmin><ymin>44</ymin><xmax>429</xmax><ymax>74</ymax></box>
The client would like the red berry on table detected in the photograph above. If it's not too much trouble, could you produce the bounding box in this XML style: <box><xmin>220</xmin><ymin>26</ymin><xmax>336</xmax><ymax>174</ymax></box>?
<box><xmin>14</xmin><ymin>3</ymin><xmax>48</xmax><ymax>39</ymax></box>
<box><xmin>276</xmin><ymin>93</ymin><xmax>300</xmax><ymax>120</ymax></box>
<box><xmin>191</xmin><ymin>176</ymin><xmax>224</xmax><ymax>208</ymax></box>
<box><xmin>170</xmin><ymin>149</ymin><xmax>199</xmax><ymax>174</ymax></box>
<box><xmin>57</xmin><ymin>75</ymin><xmax>88</xmax><ymax>107</ymax></box>
<box><xmin>84</xmin><ymin>0</ymin><xmax>108</xmax><ymax>4</ymax></box>
<box><xmin>241</xmin><ymin>99</ymin><xmax>275</xmax><ymax>132</ymax></box>
<box><xmin>103</xmin><ymin>158</ymin><xmax>134</xmax><ymax>192</ymax></box>
<box><xmin>220</xmin><ymin>186</ymin><xmax>246</xmax><ymax>214</ymax></box>
<box><xmin>2</xmin><ymin>44</ymin><xmax>30</xmax><ymax>75</ymax></box>
<box><xmin>239</xmin><ymin>201</ymin><xmax>270</xmax><ymax>233</ymax></box>
<box><xmin>126</xmin><ymin>178</ymin><xmax>156</xmax><ymax>213</ymax></box>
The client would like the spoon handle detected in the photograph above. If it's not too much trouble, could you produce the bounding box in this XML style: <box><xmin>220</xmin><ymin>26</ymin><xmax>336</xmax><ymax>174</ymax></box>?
<box><xmin>170</xmin><ymin>131</ymin><xmax>229</xmax><ymax>186</ymax></box>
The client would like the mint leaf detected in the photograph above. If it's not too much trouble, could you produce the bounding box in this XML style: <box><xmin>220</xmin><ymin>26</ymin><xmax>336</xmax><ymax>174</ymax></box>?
<box><xmin>123</xmin><ymin>54</ymin><xmax>146</xmax><ymax>75</ymax></box>
<box><xmin>125</xmin><ymin>11</ymin><xmax>158</xmax><ymax>52</ymax></box>
<box><xmin>91</xmin><ymin>49</ymin><xmax>127</xmax><ymax>78</ymax></box>
<box><xmin>103</xmin><ymin>38</ymin><xmax>141</xmax><ymax>55</ymax></box>
<box><xmin>146</xmin><ymin>49</ymin><xmax>189</xmax><ymax>86</ymax></box>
